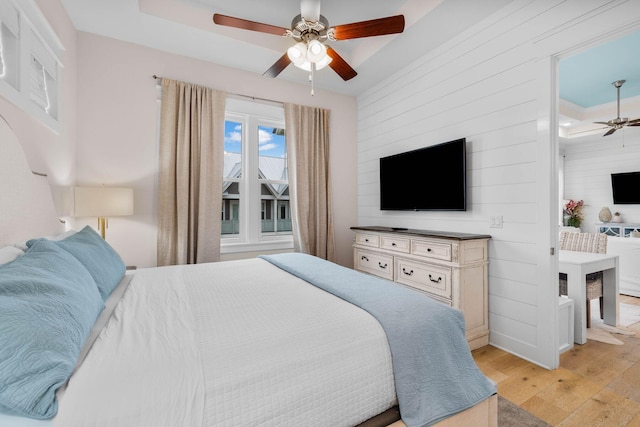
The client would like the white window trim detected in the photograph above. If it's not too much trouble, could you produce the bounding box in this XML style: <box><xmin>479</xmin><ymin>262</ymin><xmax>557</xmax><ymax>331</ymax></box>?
<box><xmin>0</xmin><ymin>0</ymin><xmax>63</xmax><ymax>132</ymax></box>
<box><xmin>221</xmin><ymin>98</ymin><xmax>293</xmax><ymax>254</ymax></box>
<box><xmin>221</xmin><ymin>239</ymin><xmax>295</xmax><ymax>254</ymax></box>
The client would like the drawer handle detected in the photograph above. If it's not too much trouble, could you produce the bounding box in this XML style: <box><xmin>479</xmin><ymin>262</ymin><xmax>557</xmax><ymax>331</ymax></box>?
<box><xmin>402</xmin><ymin>268</ymin><xmax>414</xmax><ymax>276</ymax></box>
<box><xmin>378</xmin><ymin>262</ymin><xmax>388</xmax><ymax>269</ymax></box>
<box><xmin>361</xmin><ymin>255</ymin><xmax>369</xmax><ymax>262</ymax></box>
<box><xmin>365</xmin><ymin>238</ymin><xmax>369</xmax><ymax>242</ymax></box>
<box><xmin>391</xmin><ymin>242</ymin><xmax>397</xmax><ymax>246</ymax></box>
<box><xmin>429</xmin><ymin>274</ymin><xmax>442</xmax><ymax>283</ymax></box>
<box><xmin>427</xmin><ymin>248</ymin><xmax>432</xmax><ymax>252</ymax></box>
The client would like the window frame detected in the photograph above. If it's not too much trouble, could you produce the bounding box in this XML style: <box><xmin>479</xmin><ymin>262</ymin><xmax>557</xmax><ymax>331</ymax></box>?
<box><xmin>0</xmin><ymin>0</ymin><xmax>62</xmax><ymax>132</ymax></box>
<box><xmin>221</xmin><ymin>98</ymin><xmax>293</xmax><ymax>254</ymax></box>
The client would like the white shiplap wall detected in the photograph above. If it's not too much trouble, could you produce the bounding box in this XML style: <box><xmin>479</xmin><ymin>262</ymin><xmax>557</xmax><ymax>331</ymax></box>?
<box><xmin>563</xmin><ymin>131</ymin><xmax>640</xmax><ymax>231</ymax></box>
<box><xmin>356</xmin><ymin>0</ymin><xmax>640</xmax><ymax>368</ymax></box>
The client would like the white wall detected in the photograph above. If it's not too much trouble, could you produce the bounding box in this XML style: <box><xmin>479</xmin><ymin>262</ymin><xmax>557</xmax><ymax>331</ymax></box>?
<box><xmin>72</xmin><ymin>32</ymin><xmax>358</xmax><ymax>269</ymax></box>
<box><xmin>356</xmin><ymin>0</ymin><xmax>640</xmax><ymax>368</ymax></box>
<box><xmin>562</xmin><ymin>132</ymin><xmax>640</xmax><ymax>232</ymax></box>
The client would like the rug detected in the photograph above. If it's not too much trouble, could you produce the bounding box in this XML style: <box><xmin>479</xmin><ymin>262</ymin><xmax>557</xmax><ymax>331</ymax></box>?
<box><xmin>498</xmin><ymin>396</ymin><xmax>551</xmax><ymax>426</ymax></box>
<box><xmin>587</xmin><ymin>302</ymin><xmax>640</xmax><ymax>345</ymax></box>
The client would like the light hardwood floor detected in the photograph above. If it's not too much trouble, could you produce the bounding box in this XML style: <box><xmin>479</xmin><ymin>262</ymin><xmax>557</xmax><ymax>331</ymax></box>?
<box><xmin>472</xmin><ymin>295</ymin><xmax>640</xmax><ymax>426</ymax></box>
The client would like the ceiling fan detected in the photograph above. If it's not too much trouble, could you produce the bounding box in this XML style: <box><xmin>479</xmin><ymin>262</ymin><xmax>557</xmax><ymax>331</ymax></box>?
<box><xmin>212</xmin><ymin>0</ymin><xmax>404</xmax><ymax>92</ymax></box>
<box><xmin>594</xmin><ymin>80</ymin><xmax>640</xmax><ymax>136</ymax></box>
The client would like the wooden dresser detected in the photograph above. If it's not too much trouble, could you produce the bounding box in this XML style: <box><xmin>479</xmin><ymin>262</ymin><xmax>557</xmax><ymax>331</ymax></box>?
<box><xmin>351</xmin><ymin>226</ymin><xmax>490</xmax><ymax>350</ymax></box>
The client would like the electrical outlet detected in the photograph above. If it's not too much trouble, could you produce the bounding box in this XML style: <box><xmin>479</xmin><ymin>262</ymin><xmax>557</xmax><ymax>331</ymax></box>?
<box><xmin>489</xmin><ymin>216</ymin><xmax>503</xmax><ymax>228</ymax></box>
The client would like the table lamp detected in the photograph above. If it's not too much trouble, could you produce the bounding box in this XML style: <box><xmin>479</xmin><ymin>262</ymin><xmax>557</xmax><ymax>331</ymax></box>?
<box><xmin>73</xmin><ymin>186</ymin><xmax>134</xmax><ymax>239</ymax></box>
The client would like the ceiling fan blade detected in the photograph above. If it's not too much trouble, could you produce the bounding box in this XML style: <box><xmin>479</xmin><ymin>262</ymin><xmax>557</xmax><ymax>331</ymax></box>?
<box><xmin>213</xmin><ymin>14</ymin><xmax>288</xmax><ymax>36</ymax></box>
<box><xmin>326</xmin><ymin>47</ymin><xmax>357</xmax><ymax>81</ymax></box>
<box><xmin>262</xmin><ymin>53</ymin><xmax>292</xmax><ymax>78</ymax></box>
<box><xmin>331</xmin><ymin>15</ymin><xmax>405</xmax><ymax>40</ymax></box>
<box><xmin>628</xmin><ymin>118</ymin><xmax>640</xmax><ymax>125</ymax></box>
<box><xmin>300</xmin><ymin>0</ymin><xmax>320</xmax><ymax>22</ymax></box>
<box><xmin>603</xmin><ymin>128</ymin><xmax>616</xmax><ymax>136</ymax></box>
<box><xmin>593</xmin><ymin>121</ymin><xmax>611</xmax><ymax>125</ymax></box>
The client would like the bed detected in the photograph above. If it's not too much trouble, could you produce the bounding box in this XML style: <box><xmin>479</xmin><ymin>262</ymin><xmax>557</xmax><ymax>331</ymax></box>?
<box><xmin>0</xmin><ymin>115</ymin><xmax>497</xmax><ymax>427</ymax></box>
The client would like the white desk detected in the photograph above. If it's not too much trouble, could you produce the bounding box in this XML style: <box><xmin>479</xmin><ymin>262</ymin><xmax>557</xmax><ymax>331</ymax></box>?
<box><xmin>559</xmin><ymin>251</ymin><xmax>619</xmax><ymax>344</ymax></box>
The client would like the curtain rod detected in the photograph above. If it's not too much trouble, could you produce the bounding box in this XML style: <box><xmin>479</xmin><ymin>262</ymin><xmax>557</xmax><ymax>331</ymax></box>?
<box><xmin>152</xmin><ymin>75</ymin><xmax>284</xmax><ymax>107</ymax></box>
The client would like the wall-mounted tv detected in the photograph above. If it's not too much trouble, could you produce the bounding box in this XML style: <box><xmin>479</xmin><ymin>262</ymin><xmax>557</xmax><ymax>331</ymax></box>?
<box><xmin>380</xmin><ymin>138</ymin><xmax>466</xmax><ymax>211</ymax></box>
<box><xmin>611</xmin><ymin>171</ymin><xmax>640</xmax><ymax>204</ymax></box>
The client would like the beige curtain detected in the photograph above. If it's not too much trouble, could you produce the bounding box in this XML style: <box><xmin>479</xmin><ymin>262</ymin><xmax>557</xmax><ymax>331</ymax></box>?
<box><xmin>284</xmin><ymin>103</ymin><xmax>335</xmax><ymax>261</ymax></box>
<box><xmin>157</xmin><ymin>78</ymin><xmax>226</xmax><ymax>266</ymax></box>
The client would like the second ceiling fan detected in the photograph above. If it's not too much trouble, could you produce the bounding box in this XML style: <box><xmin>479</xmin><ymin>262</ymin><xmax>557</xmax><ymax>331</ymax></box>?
<box><xmin>594</xmin><ymin>80</ymin><xmax>640</xmax><ymax>136</ymax></box>
<box><xmin>213</xmin><ymin>0</ymin><xmax>404</xmax><ymax>86</ymax></box>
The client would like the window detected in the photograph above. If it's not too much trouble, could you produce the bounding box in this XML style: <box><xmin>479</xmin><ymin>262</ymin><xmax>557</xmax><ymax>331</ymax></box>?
<box><xmin>0</xmin><ymin>0</ymin><xmax>62</xmax><ymax>130</ymax></box>
<box><xmin>0</xmin><ymin>6</ymin><xmax>19</xmax><ymax>91</ymax></box>
<box><xmin>222</xmin><ymin>98</ymin><xmax>292</xmax><ymax>253</ymax></box>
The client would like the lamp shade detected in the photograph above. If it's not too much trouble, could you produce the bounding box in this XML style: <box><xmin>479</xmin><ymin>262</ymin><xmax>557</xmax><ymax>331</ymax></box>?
<box><xmin>74</xmin><ymin>187</ymin><xmax>134</xmax><ymax>217</ymax></box>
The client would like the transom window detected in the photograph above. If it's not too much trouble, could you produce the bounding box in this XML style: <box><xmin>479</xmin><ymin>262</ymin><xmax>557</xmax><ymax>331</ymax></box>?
<box><xmin>0</xmin><ymin>0</ymin><xmax>62</xmax><ymax>130</ymax></box>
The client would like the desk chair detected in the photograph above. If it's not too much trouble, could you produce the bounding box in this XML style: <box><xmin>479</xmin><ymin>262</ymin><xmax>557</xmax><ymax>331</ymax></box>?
<box><xmin>559</xmin><ymin>231</ymin><xmax>608</xmax><ymax>328</ymax></box>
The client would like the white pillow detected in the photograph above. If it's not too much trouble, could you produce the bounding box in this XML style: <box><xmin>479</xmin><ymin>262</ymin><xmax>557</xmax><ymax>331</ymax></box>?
<box><xmin>0</xmin><ymin>246</ymin><xmax>25</xmax><ymax>265</ymax></box>
<box><xmin>12</xmin><ymin>229</ymin><xmax>78</xmax><ymax>251</ymax></box>
<box><xmin>12</xmin><ymin>242</ymin><xmax>28</xmax><ymax>251</ymax></box>
<box><xmin>46</xmin><ymin>229</ymin><xmax>78</xmax><ymax>241</ymax></box>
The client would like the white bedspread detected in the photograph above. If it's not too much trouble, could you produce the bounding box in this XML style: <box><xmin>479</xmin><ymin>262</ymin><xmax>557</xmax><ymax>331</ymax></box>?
<box><xmin>53</xmin><ymin>258</ymin><xmax>396</xmax><ymax>427</ymax></box>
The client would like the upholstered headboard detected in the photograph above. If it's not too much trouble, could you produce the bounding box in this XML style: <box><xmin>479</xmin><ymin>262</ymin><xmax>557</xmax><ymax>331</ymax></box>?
<box><xmin>0</xmin><ymin>115</ymin><xmax>64</xmax><ymax>246</ymax></box>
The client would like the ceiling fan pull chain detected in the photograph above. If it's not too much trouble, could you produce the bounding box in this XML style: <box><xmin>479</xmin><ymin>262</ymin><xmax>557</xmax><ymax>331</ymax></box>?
<box><xmin>310</xmin><ymin>62</ymin><xmax>315</xmax><ymax>96</ymax></box>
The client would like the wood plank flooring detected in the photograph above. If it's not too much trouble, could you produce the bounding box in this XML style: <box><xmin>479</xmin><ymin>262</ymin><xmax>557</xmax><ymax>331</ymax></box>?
<box><xmin>472</xmin><ymin>295</ymin><xmax>640</xmax><ymax>426</ymax></box>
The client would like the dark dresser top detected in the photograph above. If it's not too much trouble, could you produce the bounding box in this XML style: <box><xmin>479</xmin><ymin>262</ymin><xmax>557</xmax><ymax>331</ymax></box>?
<box><xmin>350</xmin><ymin>226</ymin><xmax>491</xmax><ymax>241</ymax></box>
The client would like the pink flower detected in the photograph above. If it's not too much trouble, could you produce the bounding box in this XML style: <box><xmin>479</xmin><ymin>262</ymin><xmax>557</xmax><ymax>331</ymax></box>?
<box><xmin>563</xmin><ymin>199</ymin><xmax>584</xmax><ymax>218</ymax></box>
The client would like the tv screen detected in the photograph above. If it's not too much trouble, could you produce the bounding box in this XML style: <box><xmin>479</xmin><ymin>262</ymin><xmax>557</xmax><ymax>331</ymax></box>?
<box><xmin>380</xmin><ymin>138</ymin><xmax>466</xmax><ymax>211</ymax></box>
<box><xmin>611</xmin><ymin>171</ymin><xmax>640</xmax><ymax>204</ymax></box>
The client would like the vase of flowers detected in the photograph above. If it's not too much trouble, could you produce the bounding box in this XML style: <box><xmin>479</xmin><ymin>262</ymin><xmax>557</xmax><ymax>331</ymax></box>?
<box><xmin>564</xmin><ymin>199</ymin><xmax>584</xmax><ymax>228</ymax></box>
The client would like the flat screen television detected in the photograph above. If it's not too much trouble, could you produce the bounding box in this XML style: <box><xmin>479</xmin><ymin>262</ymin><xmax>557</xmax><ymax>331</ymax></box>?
<box><xmin>380</xmin><ymin>138</ymin><xmax>466</xmax><ymax>211</ymax></box>
<box><xmin>611</xmin><ymin>171</ymin><xmax>640</xmax><ymax>204</ymax></box>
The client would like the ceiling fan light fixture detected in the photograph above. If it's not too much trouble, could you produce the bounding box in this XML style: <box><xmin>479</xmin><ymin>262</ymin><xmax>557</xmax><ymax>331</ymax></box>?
<box><xmin>295</xmin><ymin>61</ymin><xmax>313</xmax><ymax>72</ymax></box>
<box><xmin>287</xmin><ymin>42</ymin><xmax>307</xmax><ymax>65</ymax></box>
<box><xmin>293</xmin><ymin>55</ymin><xmax>332</xmax><ymax>72</ymax></box>
<box><xmin>306</xmin><ymin>39</ymin><xmax>327</xmax><ymax>62</ymax></box>
<box><xmin>315</xmin><ymin>54</ymin><xmax>332</xmax><ymax>70</ymax></box>
<box><xmin>288</xmin><ymin>39</ymin><xmax>332</xmax><ymax>72</ymax></box>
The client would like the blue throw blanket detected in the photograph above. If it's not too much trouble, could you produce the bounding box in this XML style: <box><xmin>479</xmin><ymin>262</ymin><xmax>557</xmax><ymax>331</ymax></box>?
<box><xmin>260</xmin><ymin>253</ymin><xmax>496</xmax><ymax>427</ymax></box>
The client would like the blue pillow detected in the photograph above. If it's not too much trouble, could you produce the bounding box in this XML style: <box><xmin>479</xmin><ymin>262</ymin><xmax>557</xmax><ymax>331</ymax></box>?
<box><xmin>0</xmin><ymin>239</ymin><xmax>103</xmax><ymax>419</ymax></box>
<box><xmin>28</xmin><ymin>226</ymin><xmax>125</xmax><ymax>301</ymax></box>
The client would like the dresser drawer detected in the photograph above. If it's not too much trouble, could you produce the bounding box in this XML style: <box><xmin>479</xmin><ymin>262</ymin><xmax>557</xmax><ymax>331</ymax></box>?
<box><xmin>411</xmin><ymin>239</ymin><xmax>452</xmax><ymax>261</ymax></box>
<box><xmin>354</xmin><ymin>248</ymin><xmax>393</xmax><ymax>280</ymax></box>
<box><xmin>396</xmin><ymin>282</ymin><xmax>453</xmax><ymax>306</ymax></box>
<box><xmin>380</xmin><ymin>235</ymin><xmax>411</xmax><ymax>253</ymax></box>
<box><xmin>355</xmin><ymin>232</ymin><xmax>380</xmax><ymax>248</ymax></box>
<box><xmin>395</xmin><ymin>258</ymin><xmax>452</xmax><ymax>299</ymax></box>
